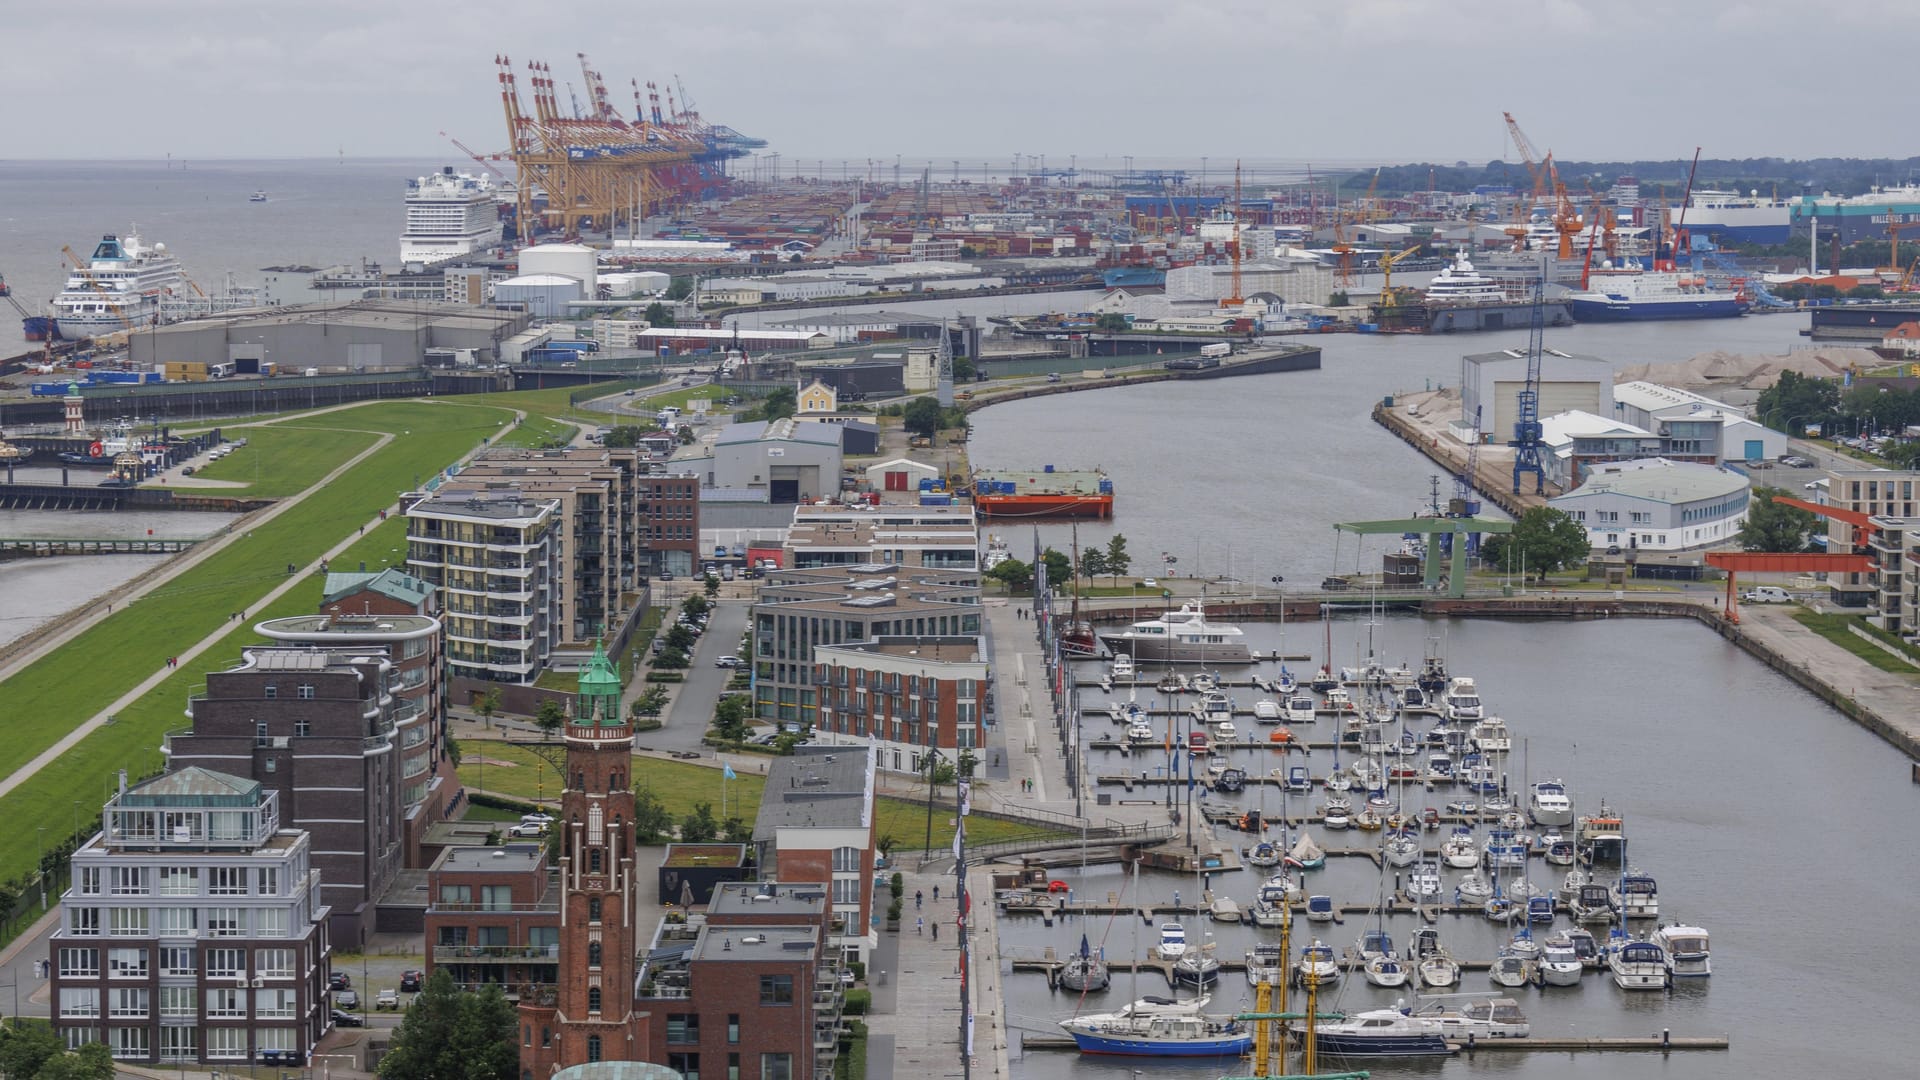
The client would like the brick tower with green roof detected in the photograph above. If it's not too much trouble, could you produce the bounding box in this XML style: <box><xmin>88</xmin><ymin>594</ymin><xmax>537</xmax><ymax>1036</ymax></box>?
<box><xmin>520</xmin><ymin>640</ymin><xmax>648</xmax><ymax>1073</ymax></box>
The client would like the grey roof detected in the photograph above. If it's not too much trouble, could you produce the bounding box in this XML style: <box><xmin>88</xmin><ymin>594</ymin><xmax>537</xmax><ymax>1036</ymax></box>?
<box><xmin>715</xmin><ymin>419</ymin><xmax>843</xmax><ymax>448</ymax></box>
<box><xmin>1556</xmin><ymin>460</ymin><xmax>1749</xmax><ymax>504</ymax></box>
<box><xmin>707</xmin><ymin>881</ymin><xmax>829</xmax><ymax>917</ymax></box>
<box><xmin>437</xmin><ymin>844</ymin><xmax>547</xmax><ymax>872</ymax></box>
<box><xmin>691</xmin><ymin>925</ymin><xmax>819</xmax><ymax>962</ymax></box>
<box><xmin>752</xmin><ymin>746</ymin><xmax>875</xmax><ymax>841</ymax></box>
<box><xmin>768</xmin><ymin>310</ymin><xmax>936</xmax><ymax>328</ymax></box>
<box><xmin>122</xmin><ymin>767</ymin><xmax>261</xmax><ymax>807</ymax></box>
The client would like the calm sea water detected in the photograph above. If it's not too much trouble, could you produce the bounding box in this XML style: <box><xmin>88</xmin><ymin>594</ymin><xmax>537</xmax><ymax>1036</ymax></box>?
<box><xmin>0</xmin><ymin>157</ymin><xmax>445</xmax><ymax>357</ymax></box>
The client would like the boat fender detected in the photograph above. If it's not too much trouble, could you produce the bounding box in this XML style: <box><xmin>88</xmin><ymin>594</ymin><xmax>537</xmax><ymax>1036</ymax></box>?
<box><xmin>89</xmin><ymin>442</ymin><xmax>103</xmax><ymax>457</ymax></box>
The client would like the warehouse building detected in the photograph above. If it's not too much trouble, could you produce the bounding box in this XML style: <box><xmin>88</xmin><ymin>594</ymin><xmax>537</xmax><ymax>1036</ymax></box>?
<box><xmin>705</xmin><ymin>419</ymin><xmax>843</xmax><ymax>504</ymax></box>
<box><xmin>127</xmin><ymin>300</ymin><xmax>531</xmax><ymax>373</ymax></box>
<box><xmin>1460</xmin><ymin>347</ymin><xmax>1613</xmax><ymax>442</ymax></box>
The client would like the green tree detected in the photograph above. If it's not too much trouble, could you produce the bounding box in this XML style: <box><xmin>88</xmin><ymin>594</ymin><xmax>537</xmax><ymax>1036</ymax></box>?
<box><xmin>443</xmin><ymin>732</ymin><xmax>463</xmax><ymax>768</ymax></box>
<box><xmin>602</xmin><ymin>424</ymin><xmax>651</xmax><ymax>448</ymax></box>
<box><xmin>533</xmin><ymin>698</ymin><xmax>569</xmax><ymax>738</ymax></box>
<box><xmin>761</xmin><ymin>386</ymin><xmax>798</xmax><ymax>421</ymax></box>
<box><xmin>1886</xmin><ymin>441</ymin><xmax>1920</xmax><ymax>468</ymax></box>
<box><xmin>633</xmin><ymin>785</ymin><xmax>675</xmax><ymax>843</ymax></box>
<box><xmin>631</xmin><ymin>685</ymin><xmax>670</xmax><ymax>717</ymax></box>
<box><xmin>1039</xmin><ymin>547</ymin><xmax>1073</xmax><ymax>590</ymax></box>
<box><xmin>712</xmin><ymin>695</ymin><xmax>752</xmax><ymax>743</ymax></box>
<box><xmin>36</xmin><ymin>1043</ymin><xmax>114</xmax><ymax>1080</ymax></box>
<box><xmin>473</xmin><ymin>686</ymin><xmax>502</xmax><ymax>730</ymax></box>
<box><xmin>666</xmin><ymin>275</ymin><xmax>693</xmax><ymax>301</ymax></box>
<box><xmin>985</xmin><ymin>557</ymin><xmax>1033</xmax><ymax>595</ymax></box>
<box><xmin>1737</xmin><ymin>486</ymin><xmax>1819</xmax><ymax>552</ymax></box>
<box><xmin>0</xmin><ymin>1021</ymin><xmax>64</xmax><ymax>1080</ymax></box>
<box><xmin>653</xmin><ymin>647</ymin><xmax>689</xmax><ymax>670</ymax></box>
<box><xmin>926</xmin><ymin>757</ymin><xmax>957</xmax><ymax>787</ymax></box>
<box><xmin>665</xmin><ymin>624</ymin><xmax>697</xmax><ymax>653</ymax></box>
<box><xmin>1077</xmin><ymin>548</ymin><xmax>1109</xmax><ymax>583</ymax></box>
<box><xmin>1105</xmin><ymin>533</ymin><xmax>1132</xmax><ymax>585</ymax></box>
<box><xmin>1328</xmin><ymin>290</ymin><xmax>1352</xmax><ymax>307</ymax></box>
<box><xmin>682</xmin><ymin>593</ymin><xmax>711</xmax><ymax>617</ymax></box>
<box><xmin>644</xmin><ymin>301</ymin><xmax>676</xmax><ymax>327</ymax></box>
<box><xmin>1095</xmin><ymin>312</ymin><xmax>1129</xmax><ymax>333</ymax></box>
<box><xmin>1479</xmin><ymin>507</ymin><xmax>1591</xmax><ymax>580</ymax></box>
<box><xmin>704</xmin><ymin>573</ymin><xmax>721</xmax><ymax>597</ymax></box>
<box><xmin>677</xmin><ymin>426</ymin><xmax>697</xmax><ymax>445</ymax></box>
<box><xmin>902</xmin><ymin>396</ymin><xmax>945</xmax><ymax>440</ymax></box>
<box><xmin>379</xmin><ymin>969</ymin><xmax>518</xmax><ymax>1080</ymax></box>
<box><xmin>951</xmin><ymin>356</ymin><xmax>977</xmax><ymax>382</ymax></box>
<box><xmin>680</xmin><ymin>802</ymin><xmax>720</xmax><ymax>842</ymax></box>
<box><xmin>1757</xmin><ymin>369</ymin><xmax>1840</xmax><ymax>434</ymax></box>
<box><xmin>722</xmin><ymin>816</ymin><xmax>754</xmax><ymax>844</ymax></box>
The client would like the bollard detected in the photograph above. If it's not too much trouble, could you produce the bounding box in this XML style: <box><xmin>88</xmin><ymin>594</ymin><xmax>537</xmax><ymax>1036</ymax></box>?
<box><xmin>1662</xmin><ymin>1028</ymin><xmax>1670</xmax><ymax>1051</ymax></box>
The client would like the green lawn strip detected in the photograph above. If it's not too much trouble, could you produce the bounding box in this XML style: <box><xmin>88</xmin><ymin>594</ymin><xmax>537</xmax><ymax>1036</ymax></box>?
<box><xmin>329</xmin><ymin>516</ymin><xmax>411</xmax><ymax>574</ymax></box>
<box><xmin>1790</xmin><ymin>611</ymin><xmax>1919</xmax><ymax>674</ymax></box>
<box><xmin>460</xmin><ymin>746</ymin><xmax>1060</xmax><ymax>849</ymax></box>
<box><xmin>494</xmin><ymin>415</ymin><xmax>580</xmax><ymax>450</ymax></box>
<box><xmin>173</xmin><ymin>425</ymin><xmax>379</xmax><ymax>497</ymax></box>
<box><xmin>0</xmin><ymin>401</ymin><xmax>515</xmax><ymax>880</ymax></box>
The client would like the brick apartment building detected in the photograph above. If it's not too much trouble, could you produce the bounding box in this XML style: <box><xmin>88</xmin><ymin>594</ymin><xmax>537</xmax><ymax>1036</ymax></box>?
<box><xmin>164</xmin><ymin>649</ymin><xmax>404</xmax><ymax>948</ymax></box>
<box><xmin>634</xmin><ymin>881</ymin><xmax>844</xmax><ymax>1080</ymax></box>
<box><xmin>752</xmin><ymin>747</ymin><xmax>878</xmax><ymax>965</ymax></box>
<box><xmin>423</xmin><ymin>844</ymin><xmax>559</xmax><ymax>995</ymax></box>
<box><xmin>256</xmin><ymin>568</ymin><xmax>454</xmax><ymax>868</ymax></box>
<box><xmin>49</xmin><ymin>769</ymin><xmax>330</xmax><ymax>1067</ymax></box>
<box><xmin>638</xmin><ymin>472</ymin><xmax>701</xmax><ymax>580</ymax></box>
<box><xmin>813</xmin><ymin>635</ymin><xmax>989</xmax><ymax>774</ymax></box>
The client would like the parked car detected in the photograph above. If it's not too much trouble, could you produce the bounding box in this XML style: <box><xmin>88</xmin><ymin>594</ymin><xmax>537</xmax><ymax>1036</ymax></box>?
<box><xmin>329</xmin><ymin>972</ymin><xmax>352</xmax><ymax>991</ymax></box>
<box><xmin>507</xmin><ymin>822</ymin><xmax>547</xmax><ymax>838</ymax></box>
<box><xmin>375</xmin><ymin>988</ymin><xmax>401</xmax><ymax>1011</ymax></box>
<box><xmin>521</xmin><ymin>813</ymin><xmax>555</xmax><ymax>826</ymax></box>
<box><xmin>715</xmin><ymin>655</ymin><xmax>742</xmax><ymax>668</ymax></box>
<box><xmin>335</xmin><ymin>989</ymin><xmax>359</xmax><ymax>1010</ymax></box>
<box><xmin>332</xmin><ymin>1009</ymin><xmax>364</xmax><ymax>1028</ymax></box>
<box><xmin>400</xmin><ymin>970</ymin><xmax>423</xmax><ymax>992</ymax></box>
<box><xmin>1742</xmin><ymin>586</ymin><xmax>1792</xmax><ymax>603</ymax></box>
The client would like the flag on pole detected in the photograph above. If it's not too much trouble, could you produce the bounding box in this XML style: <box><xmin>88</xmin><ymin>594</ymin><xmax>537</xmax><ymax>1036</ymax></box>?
<box><xmin>723</xmin><ymin>762</ymin><xmax>737</xmax><ymax>780</ymax></box>
<box><xmin>952</xmin><ymin>820</ymin><xmax>964</xmax><ymax>861</ymax></box>
<box><xmin>958</xmin><ymin>779</ymin><xmax>971</xmax><ymax>816</ymax></box>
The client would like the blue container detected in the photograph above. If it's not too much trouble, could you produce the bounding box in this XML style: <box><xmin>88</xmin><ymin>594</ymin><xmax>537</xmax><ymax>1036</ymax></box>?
<box><xmin>1044</xmin><ymin>464</ymin><xmax>1055</xmax><ymax>473</ymax></box>
<box><xmin>1098</xmin><ymin>480</ymin><xmax>1113</xmax><ymax>494</ymax></box>
<box><xmin>918</xmin><ymin>478</ymin><xmax>934</xmax><ymax>491</ymax></box>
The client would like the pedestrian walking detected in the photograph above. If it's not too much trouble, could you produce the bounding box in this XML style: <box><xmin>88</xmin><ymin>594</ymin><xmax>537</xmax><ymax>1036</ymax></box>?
<box><xmin>932</xmin><ymin>885</ymin><xmax>940</xmax><ymax>901</ymax></box>
<box><xmin>916</xmin><ymin>917</ymin><xmax>924</xmax><ymax>935</ymax></box>
<box><xmin>915</xmin><ymin>890</ymin><xmax>923</xmax><ymax>910</ymax></box>
<box><xmin>931</xmin><ymin>921</ymin><xmax>939</xmax><ymax>941</ymax></box>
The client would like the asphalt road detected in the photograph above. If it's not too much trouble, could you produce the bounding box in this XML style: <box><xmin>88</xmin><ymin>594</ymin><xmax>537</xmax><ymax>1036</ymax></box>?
<box><xmin>652</xmin><ymin>598</ymin><xmax>750</xmax><ymax>754</ymax></box>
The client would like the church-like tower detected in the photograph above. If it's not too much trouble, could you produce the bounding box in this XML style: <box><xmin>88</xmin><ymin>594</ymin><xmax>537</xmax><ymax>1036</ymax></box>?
<box><xmin>520</xmin><ymin>643</ymin><xmax>648</xmax><ymax>1074</ymax></box>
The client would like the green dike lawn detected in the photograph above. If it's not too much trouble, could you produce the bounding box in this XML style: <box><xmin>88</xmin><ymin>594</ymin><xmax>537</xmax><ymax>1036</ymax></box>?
<box><xmin>458</xmin><ymin>744</ymin><xmax>1062</xmax><ymax>852</ymax></box>
<box><xmin>174</xmin><ymin>424</ymin><xmax>380</xmax><ymax>497</ymax></box>
<box><xmin>0</xmin><ymin>399</ymin><xmax>514</xmax><ymax>881</ymax></box>
<box><xmin>1791</xmin><ymin>610</ymin><xmax>1918</xmax><ymax>674</ymax></box>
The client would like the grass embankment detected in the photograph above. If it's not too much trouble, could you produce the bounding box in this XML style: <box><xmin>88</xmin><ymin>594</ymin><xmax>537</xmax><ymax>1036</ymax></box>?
<box><xmin>457</xmin><ymin>744</ymin><xmax>1059</xmax><ymax>851</ymax></box>
<box><xmin>0</xmin><ymin>399</ymin><xmax>515</xmax><ymax>882</ymax></box>
<box><xmin>1790</xmin><ymin>610</ymin><xmax>1920</xmax><ymax>674</ymax></box>
<box><xmin>176</xmin><ymin>425</ymin><xmax>380</xmax><ymax>497</ymax></box>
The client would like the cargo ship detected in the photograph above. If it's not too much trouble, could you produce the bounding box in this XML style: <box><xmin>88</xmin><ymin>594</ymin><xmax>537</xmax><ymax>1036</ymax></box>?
<box><xmin>972</xmin><ymin>467</ymin><xmax>1113</xmax><ymax>519</ymax></box>
<box><xmin>1793</xmin><ymin>185</ymin><xmax>1920</xmax><ymax>244</ymax></box>
<box><xmin>1672</xmin><ymin>190</ymin><xmax>1792</xmax><ymax>244</ymax></box>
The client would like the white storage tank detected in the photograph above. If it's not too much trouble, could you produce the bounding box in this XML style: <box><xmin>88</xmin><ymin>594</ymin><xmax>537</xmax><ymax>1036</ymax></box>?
<box><xmin>493</xmin><ymin>274</ymin><xmax>584</xmax><ymax>319</ymax></box>
<box><xmin>518</xmin><ymin>243</ymin><xmax>598</xmax><ymax>292</ymax></box>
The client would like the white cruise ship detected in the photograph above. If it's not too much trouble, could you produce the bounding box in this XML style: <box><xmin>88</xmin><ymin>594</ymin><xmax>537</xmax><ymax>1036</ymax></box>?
<box><xmin>50</xmin><ymin>232</ymin><xmax>185</xmax><ymax>339</ymax></box>
<box><xmin>1423</xmin><ymin>253</ymin><xmax>1511</xmax><ymax>304</ymax></box>
<box><xmin>400</xmin><ymin>167</ymin><xmax>502</xmax><ymax>266</ymax></box>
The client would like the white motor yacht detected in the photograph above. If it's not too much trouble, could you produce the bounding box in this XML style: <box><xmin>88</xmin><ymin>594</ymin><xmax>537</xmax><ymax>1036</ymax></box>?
<box><xmin>1284</xmin><ymin>694</ymin><xmax>1316</xmax><ymax>723</ymax></box>
<box><xmin>1253</xmin><ymin>699</ymin><xmax>1282</xmax><ymax>722</ymax></box>
<box><xmin>1469</xmin><ymin>717</ymin><xmax>1512</xmax><ymax>754</ymax></box>
<box><xmin>1528</xmin><ymin>779</ymin><xmax>1574</xmax><ymax>827</ymax></box>
<box><xmin>1155</xmin><ymin>922</ymin><xmax>1188</xmax><ymax>961</ymax></box>
<box><xmin>1652</xmin><ymin>924</ymin><xmax>1711</xmax><ymax>978</ymax></box>
<box><xmin>1098</xmin><ymin>604</ymin><xmax>1252</xmax><ymax>665</ymax></box>
<box><xmin>1442</xmin><ymin>677</ymin><xmax>1484</xmax><ymax>722</ymax></box>
<box><xmin>1619</xmin><ymin>871</ymin><xmax>1659</xmax><ymax>920</ymax></box>
<box><xmin>1441</xmin><ymin>828</ymin><xmax>1480</xmax><ymax>868</ymax></box>
<box><xmin>1607</xmin><ymin>938</ymin><xmax>1671</xmax><ymax>990</ymax></box>
<box><xmin>1539</xmin><ymin>934</ymin><xmax>1585</xmax><ymax>986</ymax></box>
<box><xmin>1292</xmin><ymin>940</ymin><xmax>1340</xmax><ymax>987</ymax></box>
<box><xmin>1244</xmin><ymin>943</ymin><xmax>1286</xmax><ymax>987</ymax></box>
<box><xmin>1405</xmin><ymin>861</ymin><xmax>1444</xmax><ymax>902</ymax></box>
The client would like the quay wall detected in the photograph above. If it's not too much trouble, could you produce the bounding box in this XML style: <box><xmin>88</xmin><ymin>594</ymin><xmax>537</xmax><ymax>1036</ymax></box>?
<box><xmin>1371</xmin><ymin>400</ymin><xmax>1551</xmax><ymax>517</ymax></box>
<box><xmin>960</xmin><ymin>347</ymin><xmax>1321</xmax><ymax>414</ymax></box>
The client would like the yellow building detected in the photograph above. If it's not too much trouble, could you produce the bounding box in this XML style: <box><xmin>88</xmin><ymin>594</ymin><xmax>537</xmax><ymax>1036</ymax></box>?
<box><xmin>797</xmin><ymin>378</ymin><xmax>839</xmax><ymax>415</ymax></box>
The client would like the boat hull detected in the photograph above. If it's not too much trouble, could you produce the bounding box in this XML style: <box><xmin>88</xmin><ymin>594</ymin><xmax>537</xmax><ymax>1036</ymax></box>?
<box><xmin>975</xmin><ymin>494</ymin><xmax>1112</xmax><ymax>519</ymax></box>
<box><xmin>1064</xmin><ymin>1031</ymin><xmax>1251</xmax><ymax>1056</ymax></box>
<box><xmin>1567</xmin><ymin>297</ymin><xmax>1745</xmax><ymax>322</ymax></box>
<box><xmin>1096</xmin><ymin>634</ymin><xmax>1253</xmax><ymax>665</ymax></box>
<box><xmin>1306</xmin><ymin>1033</ymin><xmax>1450</xmax><ymax>1057</ymax></box>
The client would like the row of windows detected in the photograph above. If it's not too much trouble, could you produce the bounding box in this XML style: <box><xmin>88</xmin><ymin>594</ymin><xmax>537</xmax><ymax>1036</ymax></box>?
<box><xmin>57</xmin><ymin>986</ymin><xmax>301</xmax><ymax>1020</ymax></box>
<box><xmin>68</xmin><ymin>906</ymin><xmax>290</xmax><ymax>938</ymax></box>
<box><xmin>77</xmin><ymin>866</ymin><xmax>281</xmax><ymax>898</ymax></box>
<box><xmin>64</xmin><ymin>1022</ymin><xmax>300</xmax><ymax>1060</ymax></box>
<box><xmin>60</xmin><ymin>946</ymin><xmax>297</xmax><ymax>979</ymax></box>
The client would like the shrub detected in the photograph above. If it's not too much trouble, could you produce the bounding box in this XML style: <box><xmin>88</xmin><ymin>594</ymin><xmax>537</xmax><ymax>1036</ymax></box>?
<box><xmin>889</xmin><ymin>872</ymin><xmax>904</xmax><ymax>899</ymax></box>
<box><xmin>842</xmin><ymin>989</ymin><xmax>872</xmax><ymax>1016</ymax></box>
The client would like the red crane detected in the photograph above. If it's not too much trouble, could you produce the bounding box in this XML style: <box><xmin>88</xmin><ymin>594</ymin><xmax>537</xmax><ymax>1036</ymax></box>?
<box><xmin>1704</xmin><ymin>496</ymin><xmax>1876</xmax><ymax>623</ymax></box>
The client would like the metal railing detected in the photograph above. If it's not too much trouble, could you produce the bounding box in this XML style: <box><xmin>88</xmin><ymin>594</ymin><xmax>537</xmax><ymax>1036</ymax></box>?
<box><xmin>433</xmin><ymin>944</ymin><xmax>559</xmax><ymax>961</ymax></box>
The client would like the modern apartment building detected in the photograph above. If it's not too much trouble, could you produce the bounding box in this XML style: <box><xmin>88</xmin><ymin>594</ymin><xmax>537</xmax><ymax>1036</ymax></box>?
<box><xmin>49</xmin><ymin>768</ymin><xmax>330</xmax><ymax>1068</ymax></box>
<box><xmin>165</xmin><ymin>649</ymin><xmax>404</xmax><ymax>948</ymax></box>
<box><xmin>405</xmin><ymin>488</ymin><xmax>563</xmax><ymax>683</ymax></box>
<box><xmin>750</xmin><ymin>564</ymin><xmax>982</xmax><ymax>724</ymax></box>
<box><xmin>813</xmin><ymin>636</ymin><xmax>989</xmax><ymax>773</ymax></box>
<box><xmin>1825</xmin><ymin>470</ymin><xmax>1920</xmax><ymax>607</ymax></box>
<box><xmin>784</xmin><ymin>503</ymin><xmax>980</xmax><ymax>572</ymax></box>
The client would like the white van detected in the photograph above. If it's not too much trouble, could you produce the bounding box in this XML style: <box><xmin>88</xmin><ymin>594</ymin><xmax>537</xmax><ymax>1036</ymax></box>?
<box><xmin>1742</xmin><ymin>586</ymin><xmax>1792</xmax><ymax>604</ymax></box>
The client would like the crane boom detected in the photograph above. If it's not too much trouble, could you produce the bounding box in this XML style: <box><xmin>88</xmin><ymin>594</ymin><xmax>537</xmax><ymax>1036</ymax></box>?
<box><xmin>1510</xmin><ymin>278</ymin><xmax>1548</xmax><ymax>494</ymax></box>
<box><xmin>1503</xmin><ymin>111</ymin><xmax>1547</xmax><ymax>192</ymax></box>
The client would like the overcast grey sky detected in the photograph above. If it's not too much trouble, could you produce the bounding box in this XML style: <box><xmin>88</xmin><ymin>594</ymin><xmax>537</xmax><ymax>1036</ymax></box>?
<box><xmin>7</xmin><ymin>0</ymin><xmax>1912</xmax><ymax>164</ymax></box>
